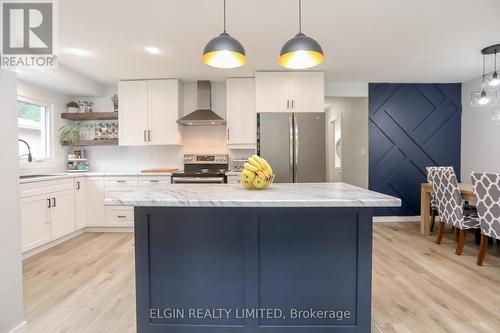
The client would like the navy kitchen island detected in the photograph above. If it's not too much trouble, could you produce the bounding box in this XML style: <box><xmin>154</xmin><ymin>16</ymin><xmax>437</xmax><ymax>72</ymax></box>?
<box><xmin>105</xmin><ymin>183</ymin><xmax>400</xmax><ymax>333</ymax></box>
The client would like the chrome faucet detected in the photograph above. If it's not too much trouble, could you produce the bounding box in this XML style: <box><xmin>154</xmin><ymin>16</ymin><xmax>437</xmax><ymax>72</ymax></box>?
<box><xmin>18</xmin><ymin>139</ymin><xmax>33</xmax><ymax>162</ymax></box>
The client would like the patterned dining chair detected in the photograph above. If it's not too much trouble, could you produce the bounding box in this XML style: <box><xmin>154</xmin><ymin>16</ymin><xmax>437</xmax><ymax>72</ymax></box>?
<box><xmin>433</xmin><ymin>169</ymin><xmax>479</xmax><ymax>255</ymax></box>
<box><xmin>471</xmin><ymin>172</ymin><xmax>500</xmax><ymax>266</ymax></box>
<box><xmin>426</xmin><ymin>166</ymin><xmax>454</xmax><ymax>231</ymax></box>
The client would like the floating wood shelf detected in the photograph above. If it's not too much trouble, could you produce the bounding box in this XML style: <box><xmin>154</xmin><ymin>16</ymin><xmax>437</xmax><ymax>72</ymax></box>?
<box><xmin>62</xmin><ymin>139</ymin><xmax>119</xmax><ymax>146</ymax></box>
<box><xmin>61</xmin><ymin>112</ymin><xmax>118</xmax><ymax>121</ymax></box>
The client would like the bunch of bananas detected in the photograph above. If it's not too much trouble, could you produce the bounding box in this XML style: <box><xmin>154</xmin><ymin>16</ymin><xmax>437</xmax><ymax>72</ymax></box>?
<box><xmin>241</xmin><ymin>155</ymin><xmax>274</xmax><ymax>190</ymax></box>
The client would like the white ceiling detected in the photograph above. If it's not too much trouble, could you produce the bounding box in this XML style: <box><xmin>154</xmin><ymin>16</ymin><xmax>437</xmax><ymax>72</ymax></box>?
<box><xmin>55</xmin><ymin>0</ymin><xmax>500</xmax><ymax>85</ymax></box>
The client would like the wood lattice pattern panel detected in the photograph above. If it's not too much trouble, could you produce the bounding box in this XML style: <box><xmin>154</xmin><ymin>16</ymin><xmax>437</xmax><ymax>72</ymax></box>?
<box><xmin>369</xmin><ymin>83</ymin><xmax>462</xmax><ymax>216</ymax></box>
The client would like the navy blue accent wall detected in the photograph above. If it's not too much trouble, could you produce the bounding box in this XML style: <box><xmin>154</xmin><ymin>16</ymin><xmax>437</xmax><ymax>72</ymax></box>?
<box><xmin>369</xmin><ymin>83</ymin><xmax>461</xmax><ymax>216</ymax></box>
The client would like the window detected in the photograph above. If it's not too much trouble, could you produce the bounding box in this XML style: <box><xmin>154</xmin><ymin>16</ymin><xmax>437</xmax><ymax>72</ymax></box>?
<box><xmin>18</xmin><ymin>98</ymin><xmax>51</xmax><ymax>161</ymax></box>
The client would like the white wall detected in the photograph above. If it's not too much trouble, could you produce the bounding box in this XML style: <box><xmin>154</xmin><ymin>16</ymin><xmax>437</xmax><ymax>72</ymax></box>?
<box><xmin>0</xmin><ymin>71</ymin><xmax>26</xmax><ymax>333</ymax></box>
<box><xmin>461</xmin><ymin>76</ymin><xmax>500</xmax><ymax>181</ymax></box>
<box><xmin>325</xmin><ymin>82</ymin><xmax>368</xmax><ymax>97</ymax></box>
<box><xmin>17</xmin><ymin>64</ymin><xmax>105</xmax><ymax>96</ymax></box>
<box><xmin>326</xmin><ymin>97</ymin><xmax>369</xmax><ymax>188</ymax></box>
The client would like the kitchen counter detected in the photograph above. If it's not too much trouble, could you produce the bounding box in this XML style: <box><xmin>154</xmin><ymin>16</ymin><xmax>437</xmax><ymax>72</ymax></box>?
<box><xmin>104</xmin><ymin>182</ymin><xmax>400</xmax><ymax>207</ymax></box>
<box><xmin>124</xmin><ymin>183</ymin><xmax>399</xmax><ymax>333</ymax></box>
<box><xmin>19</xmin><ymin>171</ymin><xmax>173</xmax><ymax>184</ymax></box>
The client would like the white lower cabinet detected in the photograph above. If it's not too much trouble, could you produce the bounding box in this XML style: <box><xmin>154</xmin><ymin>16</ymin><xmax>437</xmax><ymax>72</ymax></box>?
<box><xmin>227</xmin><ymin>174</ymin><xmax>241</xmax><ymax>184</ymax></box>
<box><xmin>20</xmin><ymin>183</ymin><xmax>76</xmax><ymax>253</ymax></box>
<box><xmin>20</xmin><ymin>195</ymin><xmax>51</xmax><ymax>252</ymax></box>
<box><xmin>86</xmin><ymin>177</ymin><xmax>105</xmax><ymax>226</ymax></box>
<box><xmin>20</xmin><ymin>174</ymin><xmax>173</xmax><ymax>254</ymax></box>
<box><xmin>50</xmin><ymin>189</ymin><xmax>76</xmax><ymax>239</ymax></box>
<box><xmin>74</xmin><ymin>178</ymin><xmax>87</xmax><ymax>230</ymax></box>
<box><xmin>105</xmin><ymin>206</ymin><xmax>134</xmax><ymax>225</ymax></box>
<box><xmin>139</xmin><ymin>175</ymin><xmax>171</xmax><ymax>185</ymax></box>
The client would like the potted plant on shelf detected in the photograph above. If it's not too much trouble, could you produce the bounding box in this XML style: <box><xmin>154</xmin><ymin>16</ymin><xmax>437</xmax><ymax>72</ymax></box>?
<box><xmin>58</xmin><ymin>122</ymin><xmax>89</xmax><ymax>146</ymax></box>
<box><xmin>66</xmin><ymin>101</ymin><xmax>79</xmax><ymax>113</ymax></box>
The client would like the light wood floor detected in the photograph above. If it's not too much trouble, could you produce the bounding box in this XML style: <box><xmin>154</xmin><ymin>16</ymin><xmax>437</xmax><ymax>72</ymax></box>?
<box><xmin>23</xmin><ymin>223</ymin><xmax>500</xmax><ymax>333</ymax></box>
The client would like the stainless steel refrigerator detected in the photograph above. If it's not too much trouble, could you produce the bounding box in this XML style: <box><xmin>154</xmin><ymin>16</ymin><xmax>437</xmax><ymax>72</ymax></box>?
<box><xmin>257</xmin><ymin>113</ymin><xmax>326</xmax><ymax>183</ymax></box>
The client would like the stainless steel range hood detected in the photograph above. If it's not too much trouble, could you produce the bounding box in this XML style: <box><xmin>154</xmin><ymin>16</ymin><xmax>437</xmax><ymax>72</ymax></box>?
<box><xmin>177</xmin><ymin>80</ymin><xmax>226</xmax><ymax>126</ymax></box>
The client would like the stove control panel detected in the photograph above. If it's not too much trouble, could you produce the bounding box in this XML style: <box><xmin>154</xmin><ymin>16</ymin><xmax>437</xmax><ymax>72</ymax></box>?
<box><xmin>184</xmin><ymin>154</ymin><xmax>228</xmax><ymax>164</ymax></box>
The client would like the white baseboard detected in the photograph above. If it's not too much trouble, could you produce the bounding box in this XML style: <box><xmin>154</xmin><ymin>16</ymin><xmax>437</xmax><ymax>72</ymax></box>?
<box><xmin>8</xmin><ymin>321</ymin><xmax>27</xmax><ymax>333</ymax></box>
<box><xmin>85</xmin><ymin>226</ymin><xmax>133</xmax><ymax>233</ymax></box>
<box><xmin>373</xmin><ymin>216</ymin><xmax>420</xmax><ymax>222</ymax></box>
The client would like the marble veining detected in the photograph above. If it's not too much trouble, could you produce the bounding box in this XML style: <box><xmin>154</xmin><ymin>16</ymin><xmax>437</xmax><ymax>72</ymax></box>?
<box><xmin>104</xmin><ymin>182</ymin><xmax>401</xmax><ymax>208</ymax></box>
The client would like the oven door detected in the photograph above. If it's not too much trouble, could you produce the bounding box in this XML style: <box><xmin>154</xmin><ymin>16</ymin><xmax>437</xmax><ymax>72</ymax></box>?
<box><xmin>171</xmin><ymin>176</ymin><xmax>225</xmax><ymax>184</ymax></box>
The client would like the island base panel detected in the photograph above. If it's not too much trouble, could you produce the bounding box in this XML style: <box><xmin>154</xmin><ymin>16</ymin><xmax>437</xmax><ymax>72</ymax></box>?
<box><xmin>135</xmin><ymin>207</ymin><xmax>373</xmax><ymax>333</ymax></box>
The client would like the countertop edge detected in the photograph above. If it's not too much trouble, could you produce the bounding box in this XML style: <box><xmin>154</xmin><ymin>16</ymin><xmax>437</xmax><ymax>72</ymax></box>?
<box><xmin>104</xmin><ymin>198</ymin><xmax>402</xmax><ymax>208</ymax></box>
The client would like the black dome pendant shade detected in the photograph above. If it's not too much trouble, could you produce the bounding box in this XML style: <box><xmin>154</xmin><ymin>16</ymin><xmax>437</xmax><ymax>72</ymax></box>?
<box><xmin>202</xmin><ymin>0</ymin><xmax>247</xmax><ymax>68</ymax></box>
<box><xmin>279</xmin><ymin>0</ymin><xmax>324</xmax><ymax>69</ymax></box>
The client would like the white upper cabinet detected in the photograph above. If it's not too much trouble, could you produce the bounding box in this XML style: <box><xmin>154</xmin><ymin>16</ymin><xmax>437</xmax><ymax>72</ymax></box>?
<box><xmin>226</xmin><ymin>78</ymin><xmax>256</xmax><ymax>149</ymax></box>
<box><xmin>290</xmin><ymin>72</ymin><xmax>325</xmax><ymax>112</ymax></box>
<box><xmin>118</xmin><ymin>80</ymin><xmax>149</xmax><ymax>146</ymax></box>
<box><xmin>148</xmin><ymin>79</ymin><xmax>183</xmax><ymax>145</ymax></box>
<box><xmin>255</xmin><ymin>72</ymin><xmax>291</xmax><ymax>112</ymax></box>
<box><xmin>255</xmin><ymin>72</ymin><xmax>325</xmax><ymax>113</ymax></box>
<box><xmin>119</xmin><ymin>79</ymin><xmax>183</xmax><ymax>146</ymax></box>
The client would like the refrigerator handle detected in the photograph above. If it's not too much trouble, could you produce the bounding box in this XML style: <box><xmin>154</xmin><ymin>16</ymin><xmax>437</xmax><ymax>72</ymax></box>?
<box><xmin>294</xmin><ymin>113</ymin><xmax>299</xmax><ymax>182</ymax></box>
<box><xmin>289</xmin><ymin>113</ymin><xmax>294</xmax><ymax>182</ymax></box>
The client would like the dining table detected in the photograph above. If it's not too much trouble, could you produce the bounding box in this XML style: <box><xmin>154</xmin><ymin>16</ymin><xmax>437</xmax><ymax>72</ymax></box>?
<box><xmin>420</xmin><ymin>182</ymin><xmax>476</xmax><ymax>235</ymax></box>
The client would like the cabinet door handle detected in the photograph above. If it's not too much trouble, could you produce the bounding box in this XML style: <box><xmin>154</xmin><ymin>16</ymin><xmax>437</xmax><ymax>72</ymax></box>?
<box><xmin>76</xmin><ymin>181</ymin><xmax>80</xmax><ymax>190</ymax></box>
<box><xmin>117</xmin><ymin>215</ymin><xmax>127</xmax><ymax>218</ymax></box>
<box><xmin>144</xmin><ymin>130</ymin><xmax>147</xmax><ymax>142</ymax></box>
<box><xmin>149</xmin><ymin>180</ymin><xmax>159</xmax><ymax>183</ymax></box>
<box><xmin>287</xmin><ymin>100</ymin><xmax>290</xmax><ymax>109</ymax></box>
<box><xmin>148</xmin><ymin>130</ymin><xmax>151</xmax><ymax>142</ymax></box>
<box><xmin>116</xmin><ymin>180</ymin><xmax>126</xmax><ymax>183</ymax></box>
<box><xmin>227</xmin><ymin>128</ymin><xmax>230</xmax><ymax>140</ymax></box>
<box><xmin>52</xmin><ymin>198</ymin><xmax>56</xmax><ymax>207</ymax></box>
<box><xmin>47</xmin><ymin>198</ymin><xmax>51</xmax><ymax>208</ymax></box>
<box><xmin>291</xmin><ymin>99</ymin><xmax>294</xmax><ymax>109</ymax></box>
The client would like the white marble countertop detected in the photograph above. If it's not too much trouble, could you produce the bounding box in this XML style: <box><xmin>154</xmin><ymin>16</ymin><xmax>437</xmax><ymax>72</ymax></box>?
<box><xmin>104</xmin><ymin>182</ymin><xmax>401</xmax><ymax>208</ymax></box>
<box><xmin>19</xmin><ymin>171</ymin><xmax>173</xmax><ymax>184</ymax></box>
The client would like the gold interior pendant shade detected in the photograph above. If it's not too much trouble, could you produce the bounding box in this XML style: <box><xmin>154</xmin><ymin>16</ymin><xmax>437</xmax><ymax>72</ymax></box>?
<box><xmin>202</xmin><ymin>32</ymin><xmax>247</xmax><ymax>69</ymax></box>
<box><xmin>279</xmin><ymin>0</ymin><xmax>324</xmax><ymax>69</ymax></box>
<box><xmin>279</xmin><ymin>33</ymin><xmax>324</xmax><ymax>69</ymax></box>
<box><xmin>202</xmin><ymin>0</ymin><xmax>247</xmax><ymax>69</ymax></box>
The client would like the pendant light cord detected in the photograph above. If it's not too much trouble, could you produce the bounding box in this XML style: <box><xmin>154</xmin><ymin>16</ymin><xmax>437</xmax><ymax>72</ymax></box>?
<box><xmin>298</xmin><ymin>0</ymin><xmax>302</xmax><ymax>33</ymax></box>
<box><xmin>223</xmin><ymin>0</ymin><xmax>226</xmax><ymax>33</ymax></box>
<box><xmin>495</xmin><ymin>52</ymin><xmax>497</xmax><ymax>73</ymax></box>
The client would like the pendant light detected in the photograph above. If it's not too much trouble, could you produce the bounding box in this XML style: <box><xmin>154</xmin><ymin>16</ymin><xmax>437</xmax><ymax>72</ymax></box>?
<box><xmin>279</xmin><ymin>0</ymin><xmax>324</xmax><ymax>69</ymax></box>
<box><xmin>488</xmin><ymin>52</ymin><xmax>500</xmax><ymax>87</ymax></box>
<box><xmin>202</xmin><ymin>0</ymin><xmax>247</xmax><ymax>69</ymax></box>
<box><xmin>471</xmin><ymin>53</ymin><xmax>497</xmax><ymax>107</ymax></box>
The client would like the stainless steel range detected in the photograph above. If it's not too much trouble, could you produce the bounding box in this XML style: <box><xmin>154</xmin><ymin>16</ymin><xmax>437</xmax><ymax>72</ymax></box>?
<box><xmin>171</xmin><ymin>154</ymin><xmax>228</xmax><ymax>184</ymax></box>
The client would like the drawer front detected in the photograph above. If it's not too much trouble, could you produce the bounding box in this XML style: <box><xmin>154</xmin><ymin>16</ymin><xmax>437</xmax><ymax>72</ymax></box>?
<box><xmin>105</xmin><ymin>176</ymin><xmax>139</xmax><ymax>187</ymax></box>
<box><xmin>20</xmin><ymin>178</ymin><xmax>74</xmax><ymax>198</ymax></box>
<box><xmin>105</xmin><ymin>206</ymin><xmax>134</xmax><ymax>224</ymax></box>
<box><xmin>139</xmin><ymin>176</ymin><xmax>171</xmax><ymax>185</ymax></box>
<box><xmin>227</xmin><ymin>175</ymin><xmax>241</xmax><ymax>184</ymax></box>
